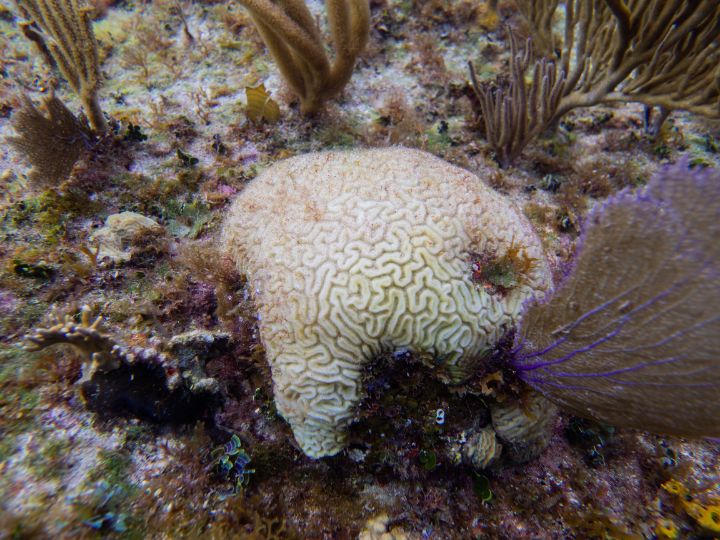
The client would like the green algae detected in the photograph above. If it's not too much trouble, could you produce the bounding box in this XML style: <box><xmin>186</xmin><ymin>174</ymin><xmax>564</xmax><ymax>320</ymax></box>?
<box><xmin>418</xmin><ymin>448</ymin><xmax>437</xmax><ymax>471</ymax></box>
<box><xmin>164</xmin><ymin>199</ymin><xmax>213</xmax><ymax>239</ymax></box>
<box><xmin>473</xmin><ymin>472</ymin><xmax>493</xmax><ymax>503</ymax></box>
<box><xmin>89</xmin><ymin>450</ymin><xmax>135</xmax><ymax>488</ymax></box>
<box><xmin>0</xmin><ymin>347</ymin><xmax>48</xmax><ymax>495</ymax></box>
<box><xmin>26</xmin><ymin>436</ymin><xmax>73</xmax><ymax>481</ymax></box>
<box><xmin>0</xmin><ymin>347</ymin><xmax>44</xmax><ymax>429</ymax></box>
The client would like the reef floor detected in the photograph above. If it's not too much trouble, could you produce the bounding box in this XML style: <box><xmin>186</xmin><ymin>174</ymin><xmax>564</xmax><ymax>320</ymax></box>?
<box><xmin>1</xmin><ymin>0</ymin><xmax>719</xmax><ymax>538</ymax></box>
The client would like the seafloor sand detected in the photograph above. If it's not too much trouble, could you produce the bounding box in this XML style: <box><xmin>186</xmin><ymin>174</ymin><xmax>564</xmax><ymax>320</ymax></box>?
<box><xmin>0</xmin><ymin>0</ymin><xmax>719</xmax><ymax>538</ymax></box>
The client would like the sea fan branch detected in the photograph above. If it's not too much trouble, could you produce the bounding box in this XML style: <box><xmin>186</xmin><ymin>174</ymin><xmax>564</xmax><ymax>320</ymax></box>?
<box><xmin>514</xmin><ymin>162</ymin><xmax>720</xmax><ymax>437</ymax></box>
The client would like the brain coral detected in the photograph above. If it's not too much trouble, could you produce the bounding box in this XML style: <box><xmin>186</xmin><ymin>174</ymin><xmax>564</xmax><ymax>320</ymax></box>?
<box><xmin>491</xmin><ymin>393</ymin><xmax>557</xmax><ymax>463</ymax></box>
<box><xmin>221</xmin><ymin>148</ymin><xmax>552</xmax><ymax>457</ymax></box>
<box><xmin>462</xmin><ymin>426</ymin><xmax>503</xmax><ymax>470</ymax></box>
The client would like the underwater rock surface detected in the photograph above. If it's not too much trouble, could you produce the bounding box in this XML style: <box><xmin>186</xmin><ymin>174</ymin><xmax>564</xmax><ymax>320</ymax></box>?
<box><xmin>0</xmin><ymin>0</ymin><xmax>718</xmax><ymax>537</ymax></box>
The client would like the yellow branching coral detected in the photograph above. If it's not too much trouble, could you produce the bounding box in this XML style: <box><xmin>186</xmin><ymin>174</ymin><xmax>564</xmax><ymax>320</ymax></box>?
<box><xmin>15</xmin><ymin>0</ymin><xmax>107</xmax><ymax>132</ymax></box>
<box><xmin>237</xmin><ymin>0</ymin><xmax>370</xmax><ymax>115</ymax></box>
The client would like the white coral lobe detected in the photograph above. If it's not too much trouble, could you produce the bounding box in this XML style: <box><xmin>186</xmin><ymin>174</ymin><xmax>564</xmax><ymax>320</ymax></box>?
<box><xmin>222</xmin><ymin>148</ymin><xmax>551</xmax><ymax>457</ymax></box>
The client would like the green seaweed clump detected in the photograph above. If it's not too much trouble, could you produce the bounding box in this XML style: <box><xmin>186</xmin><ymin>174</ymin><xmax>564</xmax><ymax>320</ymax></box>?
<box><xmin>473</xmin><ymin>472</ymin><xmax>493</xmax><ymax>503</ymax></box>
<box><xmin>470</xmin><ymin>240</ymin><xmax>537</xmax><ymax>295</ymax></box>
<box><xmin>12</xmin><ymin>258</ymin><xmax>55</xmax><ymax>280</ymax></box>
<box><xmin>212</xmin><ymin>433</ymin><xmax>255</xmax><ymax>499</ymax></box>
<box><xmin>418</xmin><ymin>448</ymin><xmax>436</xmax><ymax>471</ymax></box>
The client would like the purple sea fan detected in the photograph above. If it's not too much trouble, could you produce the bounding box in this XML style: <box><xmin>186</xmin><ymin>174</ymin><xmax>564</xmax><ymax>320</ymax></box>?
<box><xmin>514</xmin><ymin>161</ymin><xmax>720</xmax><ymax>437</ymax></box>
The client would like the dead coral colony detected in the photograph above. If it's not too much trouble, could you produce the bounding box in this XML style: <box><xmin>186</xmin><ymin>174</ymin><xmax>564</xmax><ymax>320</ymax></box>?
<box><xmin>471</xmin><ymin>0</ymin><xmax>720</xmax><ymax>166</ymax></box>
<box><xmin>24</xmin><ymin>306</ymin><xmax>223</xmax><ymax>421</ymax></box>
<box><xmin>23</xmin><ymin>305</ymin><xmax>124</xmax><ymax>375</ymax></box>
<box><xmin>236</xmin><ymin>0</ymin><xmax>370</xmax><ymax>115</ymax></box>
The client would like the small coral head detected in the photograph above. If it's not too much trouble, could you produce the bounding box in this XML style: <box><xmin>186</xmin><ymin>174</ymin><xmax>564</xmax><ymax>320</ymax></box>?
<box><xmin>221</xmin><ymin>148</ymin><xmax>552</xmax><ymax>457</ymax></box>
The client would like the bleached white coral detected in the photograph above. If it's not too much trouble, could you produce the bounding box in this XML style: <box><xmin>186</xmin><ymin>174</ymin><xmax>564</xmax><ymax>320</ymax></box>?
<box><xmin>222</xmin><ymin>148</ymin><xmax>552</xmax><ymax>457</ymax></box>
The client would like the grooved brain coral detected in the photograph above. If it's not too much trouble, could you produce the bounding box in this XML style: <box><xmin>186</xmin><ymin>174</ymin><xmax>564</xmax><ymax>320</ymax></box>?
<box><xmin>221</xmin><ymin>148</ymin><xmax>552</xmax><ymax>457</ymax></box>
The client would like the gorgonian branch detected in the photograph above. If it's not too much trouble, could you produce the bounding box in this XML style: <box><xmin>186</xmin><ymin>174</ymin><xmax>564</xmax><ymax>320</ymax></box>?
<box><xmin>471</xmin><ymin>1</ymin><xmax>720</xmax><ymax>165</ymax></box>
<box><xmin>469</xmin><ymin>30</ymin><xmax>565</xmax><ymax>167</ymax></box>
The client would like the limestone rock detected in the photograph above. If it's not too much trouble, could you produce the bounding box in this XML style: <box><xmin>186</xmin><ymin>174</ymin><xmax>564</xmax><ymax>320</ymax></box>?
<box><xmin>90</xmin><ymin>211</ymin><xmax>163</xmax><ymax>263</ymax></box>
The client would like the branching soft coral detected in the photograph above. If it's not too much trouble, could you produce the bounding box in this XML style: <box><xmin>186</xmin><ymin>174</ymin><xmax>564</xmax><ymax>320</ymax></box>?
<box><xmin>237</xmin><ymin>0</ymin><xmax>370</xmax><ymax>115</ymax></box>
<box><xmin>15</xmin><ymin>0</ymin><xmax>107</xmax><ymax>132</ymax></box>
<box><xmin>472</xmin><ymin>0</ymin><xmax>720</xmax><ymax>165</ymax></box>
<box><xmin>7</xmin><ymin>92</ymin><xmax>94</xmax><ymax>186</ymax></box>
<box><xmin>546</xmin><ymin>0</ymin><xmax>720</xmax><ymax>125</ymax></box>
<box><xmin>469</xmin><ymin>30</ymin><xmax>565</xmax><ymax>167</ymax></box>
